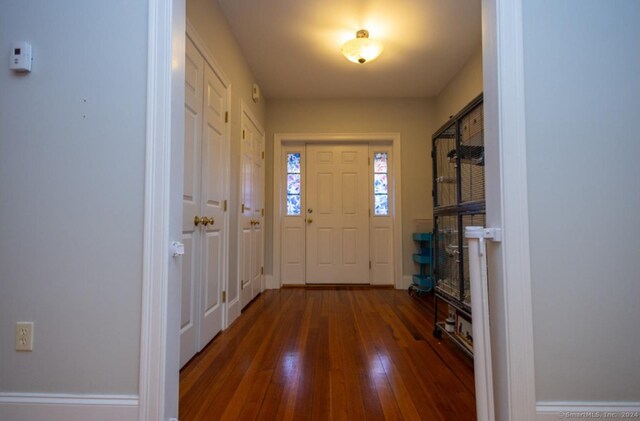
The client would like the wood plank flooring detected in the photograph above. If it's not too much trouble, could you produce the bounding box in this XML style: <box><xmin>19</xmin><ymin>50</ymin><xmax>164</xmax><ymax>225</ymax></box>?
<box><xmin>179</xmin><ymin>288</ymin><xmax>476</xmax><ymax>420</ymax></box>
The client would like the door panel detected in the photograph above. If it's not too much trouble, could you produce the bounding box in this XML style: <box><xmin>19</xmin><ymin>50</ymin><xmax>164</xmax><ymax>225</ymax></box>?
<box><xmin>240</xmin><ymin>226</ymin><xmax>252</xmax><ymax>306</ymax></box>
<box><xmin>240</xmin><ymin>125</ymin><xmax>253</xmax><ymax>308</ymax></box>
<box><xmin>199</xmin><ymin>229</ymin><xmax>222</xmax><ymax>345</ymax></box>
<box><xmin>239</xmin><ymin>112</ymin><xmax>264</xmax><ymax>308</ymax></box>
<box><xmin>306</xmin><ymin>144</ymin><xmax>369</xmax><ymax>284</ymax></box>
<box><xmin>251</xmin><ymin>137</ymin><xmax>264</xmax><ymax>299</ymax></box>
<box><xmin>280</xmin><ymin>148</ymin><xmax>306</xmax><ymax>284</ymax></box>
<box><xmin>342</xmin><ymin>228</ymin><xmax>358</xmax><ymax>264</ymax></box>
<box><xmin>180</xmin><ymin>37</ymin><xmax>204</xmax><ymax>367</ymax></box>
<box><xmin>198</xmin><ymin>61</ymin><xmax>226</xmax><ymax>350</ymax></box>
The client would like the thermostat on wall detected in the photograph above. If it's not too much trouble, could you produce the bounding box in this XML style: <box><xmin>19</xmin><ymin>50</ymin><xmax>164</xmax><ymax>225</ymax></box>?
<box><xmin>10</xmin><ymin>42</ymin><xmax>32</xmax><ymax>72</ymax></box>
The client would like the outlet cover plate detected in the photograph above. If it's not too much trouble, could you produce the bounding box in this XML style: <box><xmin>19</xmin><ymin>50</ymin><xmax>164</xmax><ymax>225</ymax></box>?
<box><xmin>16</xmin><ymin>322</ymin><xmax>33</xmax><ymax>351</ymax></box>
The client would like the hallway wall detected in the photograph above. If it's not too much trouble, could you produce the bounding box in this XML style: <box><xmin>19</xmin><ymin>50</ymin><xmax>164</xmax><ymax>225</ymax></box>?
<box><xmin>0</xmin><ymin>0</ymin><xmax>148</xmax><ymax>396</ymax></box>
<box><xmin>523</xmin><ymin>0</ymin><xmax>640</xmax><ymax>405</ymax></box>
<box><xmin>435</xmin><ymin>43</ymin><xmax>483</xmax><ymax>128</ymax></box>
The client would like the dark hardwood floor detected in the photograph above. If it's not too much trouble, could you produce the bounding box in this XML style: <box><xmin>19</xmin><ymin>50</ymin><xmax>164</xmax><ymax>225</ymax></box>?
<box><xmin>179</xmin><ymin>288</ymin><xmax>476</xmax><ymax>420</ymax></box>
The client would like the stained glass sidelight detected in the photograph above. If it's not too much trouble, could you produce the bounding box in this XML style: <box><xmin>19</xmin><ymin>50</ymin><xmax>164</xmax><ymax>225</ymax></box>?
<box><xmin>374</xmin><ymin>152</ymin><xmax>388</xmax><ymax>173</ymax></box>
<box><xmin>374</xmin><ymin>174</ymin><xmax>387</xmax><ymax>194</ymax></box>
<box><xmin>287</xmin><ymin>194</ymin><xmax>301</xmax><ymax>216</ymax></box>
<box><xmin>286</xmin><ymin>153</ymin><xmax>302</xmax><ymax>215</ymax></box>
<box><xmin>287</xmin><ymin>153</ymin><xmax>301</xmax><ymax>174</ymax></box>
<box><xmin>374</xmin><ymin>194</ymin><xmax>388</xmax><ymax>216</ymax></box>
<box><xmin>373</xmin><ymin>152</ymin><xmax>389</xmax><ymax>216</ymax></box>
<box><xmin>287</xmin><ymin>174</ymin><xmax>301</xmax><ymax>194</ymax></box>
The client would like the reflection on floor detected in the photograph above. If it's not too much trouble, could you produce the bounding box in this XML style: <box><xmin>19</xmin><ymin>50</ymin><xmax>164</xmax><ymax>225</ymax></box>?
<box><xmin>179</xmin><ymin>288</ymin><xmax>476</xmax><ymax>420</ymax></box>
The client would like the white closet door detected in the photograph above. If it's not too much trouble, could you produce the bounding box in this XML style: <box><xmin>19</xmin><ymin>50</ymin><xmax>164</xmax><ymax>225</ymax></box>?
<box><xmin>180</xmin><ymin>37</ymin><xmax>204</xmax><ymax>367</ymax></box>
<box><xmin>251</xmin><ymin>129</ymin><xmax>264</xmax><ymax>300</ymax></box>
<box><xmin>198</xmin><ymin>62</ymin><xmax>227</xmax><ymax>349</ymax></box>
<box><xmin>180</xmin><ymin>36</ymin><xmax>229</xmax><ymax>368</ymax></box>
<box><xmin>239</xmin><ymin>111</ymin><xmax>265</xmax><ymax>308</ymax></box>
<box><xmin>239</xmin><ymin>120</ymin><xmax>254</xmax><ymax>308</ymax></box>
<box><xmin>306</xmin><ymin>144</ymin><xmax>370</xmax><ymax>284</ymax></box>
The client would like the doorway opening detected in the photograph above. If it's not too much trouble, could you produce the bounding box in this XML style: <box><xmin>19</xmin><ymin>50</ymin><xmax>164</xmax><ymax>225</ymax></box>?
<box><xmin>272</xmin><ymin>134</ymin><xmax>403</xmax><ymax>288</ymax></box>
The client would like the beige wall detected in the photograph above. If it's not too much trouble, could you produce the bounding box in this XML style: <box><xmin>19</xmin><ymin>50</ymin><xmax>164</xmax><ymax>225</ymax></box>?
<box><xmin>265</xmin><ymin>98</ymin><xmax>438</xmax><ymax>280</ymax></box>
<box><xmin>187</xmin><ymin>0</ymin><xmax>266</xmax><ymax>303</ymax></box>
<box><xmin>435</xmin><ymin>43</ymin><xmax>483</xmax><ymax>127</ymax></box>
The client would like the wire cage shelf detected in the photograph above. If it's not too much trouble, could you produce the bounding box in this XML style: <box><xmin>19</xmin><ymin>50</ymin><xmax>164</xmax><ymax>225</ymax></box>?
<box><xmin>434</xmin><ymin>102</ymin><xmax>485</xmax><ymax>211</ymax></box>
<box><xmin>460</xmin><ymin>103</ymin><xmax>485</xmax><ymax>205</ymax></box>
<box><xmin>431</xmin><ymin>94</ymin><xmax>486</xmax><ymax>355</ymax></box>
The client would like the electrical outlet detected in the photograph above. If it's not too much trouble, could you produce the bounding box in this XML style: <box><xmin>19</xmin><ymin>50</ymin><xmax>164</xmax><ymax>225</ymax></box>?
<box><xmin>15</xmin><ymin>322</ymin><xmax>33</xmax><ymax>351</ymax></box>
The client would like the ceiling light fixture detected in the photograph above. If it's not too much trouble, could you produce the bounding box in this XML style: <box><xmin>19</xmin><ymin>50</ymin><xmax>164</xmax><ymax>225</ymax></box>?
<box><xmin>341</xmin><ymin>29</ymin><xmax>384</xmax><ymax>64</ymax></box>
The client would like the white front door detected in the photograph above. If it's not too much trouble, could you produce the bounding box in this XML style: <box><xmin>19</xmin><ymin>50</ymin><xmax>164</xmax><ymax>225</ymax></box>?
<box><xmin>180</xmin><ymin>36</ymin><xmax>228</xmax><ymax>367</ymax></box>
<box><xmin>239</xmin><ymin>108</ymin><xmax>264</xmax><ymax>308</ymax></box>
<box><xmin>305</xmin><ymin>144</ymin><xmax>370</xmax><ymax>284</ymax></box>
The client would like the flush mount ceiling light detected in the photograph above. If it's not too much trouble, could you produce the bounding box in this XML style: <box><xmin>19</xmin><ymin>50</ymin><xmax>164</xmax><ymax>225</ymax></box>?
<box><xmin>341</xmin><ymin>29</ymin><xmax>384</xmax><ymax>64</ymax></box>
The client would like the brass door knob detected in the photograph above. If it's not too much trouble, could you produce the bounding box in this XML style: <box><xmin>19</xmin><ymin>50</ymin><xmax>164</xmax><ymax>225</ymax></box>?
<box><xmin>202</xmin><ymin>216</ymin><xmax>214</xmax><ymax>226</ymax></box>
<box><xmin>194</xmin><ymin>216</ymin><xmax>202</xmax><ymax>226</ymax></box>
<box><xmin>307</xmin><ymin>218</ymin><xmax>313</xmax><ymax>224</ymax></box>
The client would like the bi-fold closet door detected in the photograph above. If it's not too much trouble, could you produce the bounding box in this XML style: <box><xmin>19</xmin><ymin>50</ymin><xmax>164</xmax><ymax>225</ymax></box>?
<box><xmin>180</xmin><ymin>36</ymin><xmax>229</xmax><ymax>368</ymax></box>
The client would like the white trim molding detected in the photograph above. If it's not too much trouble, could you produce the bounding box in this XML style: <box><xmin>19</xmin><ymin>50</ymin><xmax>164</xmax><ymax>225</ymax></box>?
<box><xmin>537</xmin><ymin>402</ymin><xmax>640</xmax><ymax>421</ymax></box>
<box><xmin>0</xmin><ymin>393</ymin><xmax>138</xmax><ymax>421</ymax></box>
<box><xmin>139</xmin><ymin>0</ymin><xmax>184</xmax><ymax>420</ymax></box>
<box><xmin>272</xmin><ymin>133</ymin><xmax>403</xmax><ymax>289</ymax></box>
<box><xmin>482</xmin><ymin>0</ymin><xmax>537</xmax><ymax>419</ymax></box>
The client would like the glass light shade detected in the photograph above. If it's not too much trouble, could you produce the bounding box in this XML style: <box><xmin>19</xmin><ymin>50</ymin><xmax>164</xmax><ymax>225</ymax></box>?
<box><xmin>341</xmin><ymin>30</ymin><xmax>384</xmax><ymax>64</ymax></box>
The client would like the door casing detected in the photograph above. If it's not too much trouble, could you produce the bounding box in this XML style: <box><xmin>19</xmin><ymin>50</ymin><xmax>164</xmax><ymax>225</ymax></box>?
<box><xmin>272</xmin><ymin>133</ymin><xmax>403</xmax><ymax>289</ymax></box>
<box><xmin>141</xmin><ymin>2</ymin><xmax>538</xmax><ymax>418</ymax></box>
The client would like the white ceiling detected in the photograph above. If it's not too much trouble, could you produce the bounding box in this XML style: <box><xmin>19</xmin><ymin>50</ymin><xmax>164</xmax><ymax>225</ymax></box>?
<box><xmin>217</xmin><ymin>0</ymin><xmax>482</xmax><ymax>99</ymax></box>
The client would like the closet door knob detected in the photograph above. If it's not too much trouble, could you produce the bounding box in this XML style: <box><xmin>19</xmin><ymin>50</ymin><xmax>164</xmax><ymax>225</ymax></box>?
<box><xmin>194</xmin><ymin>216</ymin><xmax>202</xmax><ymax>226</ymax></box>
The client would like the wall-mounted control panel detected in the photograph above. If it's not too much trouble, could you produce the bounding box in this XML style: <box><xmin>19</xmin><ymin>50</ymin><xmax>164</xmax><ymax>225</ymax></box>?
<box><xmin>10</xmin><ymin>42</ymin><xmax>32</xmax><ymax>72</ymax></box>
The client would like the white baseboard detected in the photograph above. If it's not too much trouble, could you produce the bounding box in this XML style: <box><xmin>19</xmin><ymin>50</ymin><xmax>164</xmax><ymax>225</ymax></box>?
<box><xmin>401</xmin><ymin>275</ymin><xmax>412</xmax><ymax>290</ymax></box>
<box><xmin>0</xmin><ymin>393</ymin><xmax>138</xmax><ymax>421</ymax></box>
<box><xmin>265</xmin><ymin>275</ymin><xmax>278</xmax><ymax>289</ymax></box>
<box><xmin>537</xmin><ymin>401</ymin><xmax>640</xmax><ymax>420</ymax></box>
